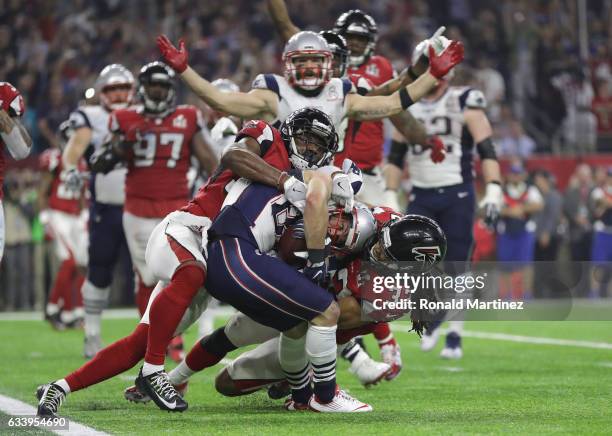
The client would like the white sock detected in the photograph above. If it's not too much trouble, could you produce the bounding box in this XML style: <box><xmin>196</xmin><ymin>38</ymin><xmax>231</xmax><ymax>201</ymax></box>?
<box><xmin>279</xmin><ymin>333</ymin><xmax>310</xmax><ymax>390</ymax></box>
<box><xmin>168</xmin><ymin>360</ymin><xmax>195</xmax><ymax>385</ymax></box>
<box><xmin>306</xmin><ymin>325</ymin><xmax>337</xmax><ymax>384</ymax></box>
<box><xmin>55</xmin><ymin>379</ymin><xmax>71</xmax><ymax>394</ymax></box>
<box><xmin>46</xmin><ymin>303</ymin><xmax>59</xmax><ymax>316</ymax></box>
<box><xmin>142</xmin><ymin>362</ymin><xmax>165</xmax><ymax>377</ymax></box>
<box><xmin>82</xmin><ymin>280</ymin><xmax>110</xmax><ymax>337</ymax></box>
<box><xmin>448</xmin><ymin>320</ymin><xmax>464</xmax><ymax>335</ymax></box>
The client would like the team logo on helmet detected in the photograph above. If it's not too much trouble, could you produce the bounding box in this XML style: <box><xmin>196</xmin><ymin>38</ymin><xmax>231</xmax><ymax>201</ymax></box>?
<box><xmin>411</xmin><ymin>246</ymin><xmax>442</xmax><ymax>266</ymax></box>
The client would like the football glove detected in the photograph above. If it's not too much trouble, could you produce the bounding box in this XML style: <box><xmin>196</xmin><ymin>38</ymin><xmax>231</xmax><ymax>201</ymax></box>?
<box><xmin>60</xmin><ymin>168</ymin><xmax>83</xmax><ymax>193</ymax></box>
<box><xmin>341</xmin><ymin>158</ymin><xmax>363</xmax><ymax>195</ymax></box>
<box><xmin>331</xmin><ymin>172</ymin><xmax>354</xmax><ymax>212</ymax></box>
<box><xmin>479</xmin><ymin>182</ymin><xmax>503</xmax><ymax>229</ymax></box>
<box><xmin>428</xmin><ymin>41</ymin><xmax>464</xmax><ymax>80</ymax></box>
<box><xmin>157</xmin><ymin>35</ymin><xmax>188</xmax><ymax>73</ymax></box>
<box><xmin>427</xmin><ymin>135</ymin><xmax>446</xmax><ymax>163</ymax></box>
<box><xmin>303</xmin><ymin>249</ymin><xmax>328</xmax><ymax>287</ymax></box>
<box><xmin>283</xmin><ymin>176</ymin><xmax>308</xmax><ymax>212</ymax></box>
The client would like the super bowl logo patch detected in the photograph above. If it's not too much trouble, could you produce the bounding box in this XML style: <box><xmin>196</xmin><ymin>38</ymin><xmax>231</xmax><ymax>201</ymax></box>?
<box><xmin>412</xmin><ymin>246</ymin><xmax>442</xmax><ymax>265</ymax></box>
<box><xmin>173</xmin><ymin>114</ymin><xmax>187</xmax><ymax>128</ymax></box>
<box><xmin>365</xmin><ymin>64</ymin><xmax>380</xmax><ymax>78</ymax></box>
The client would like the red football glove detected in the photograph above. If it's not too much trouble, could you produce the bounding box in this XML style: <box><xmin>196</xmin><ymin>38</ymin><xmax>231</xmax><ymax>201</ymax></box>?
<box><xmin>0</xmin><ymin>82</ymin><xmax>24</xmax><ymax>117</ymax></box>
<box><xmin>427</xmin><ymin>135</ymin><xmax>446</xmax><ymax>163</ymax></box>
<box><xmin>428</xmin><ymin>40</ymin><xmax>464</xmax><ymax>79</ymax></box>
<box><xmin>156</xmin><ymin>35</ymin><xmax>188</xmax><ymax>73</ymax></box>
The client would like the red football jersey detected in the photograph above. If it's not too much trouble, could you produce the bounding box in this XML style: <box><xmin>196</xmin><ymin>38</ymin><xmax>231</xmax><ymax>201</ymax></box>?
<box><xmin>110</xmin><ymin>105</ymin><xmax>203</xmax><ymax>217</ymax></box>
<box><xmin>0</xmin><ymin>82</ymin><xmax>25</xmax><ymax>200</ymax></box>
<box><xmin>39</xmin><ymin>149</ymin><xmax>86</xmax><ymax>215</ymax></box>
<box><xmin>342</xmin><ymin>56</ymin><xmax>396</xmax><ymax>169</ymax></box>
<box><xmin>182</xmin><ymin>120</ymin><xmax>291</xmax><ymax>219</ymax></box>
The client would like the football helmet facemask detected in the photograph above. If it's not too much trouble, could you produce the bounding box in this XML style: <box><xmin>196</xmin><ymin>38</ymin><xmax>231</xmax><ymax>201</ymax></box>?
<box><xmin>137</xmin><ymin>61</ymin><xmax>176</xmax><ymax>115</ymax></box>
<box><xmin>283</xmin><ymin>31</ymin><xmax>333</xmax><ymax>91</ymax></box>
<box><xmin>280</xmin><ymin>107</ymin><xmax>338</xmax><ymax>170</ymax></box>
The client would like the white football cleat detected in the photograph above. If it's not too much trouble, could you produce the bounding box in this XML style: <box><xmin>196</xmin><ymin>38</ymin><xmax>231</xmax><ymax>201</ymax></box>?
<box><xmin>420</xmin><ymin>328</ymin><xmax>441</xmax><ymax>352</ymax></box>
<box><xmin>348</xmin><ymin>349</ymin><xmax>390</xmax><ymax>387</ymax></box>
<box><xmin>380</xmin><ymin>343</ymin><xmax>402</xmax><ymax>380</ymax></box>
<box><xmin>309</xmin><ymin>387</ymin><xmax>372</xmax><ymax>413</ymax></box>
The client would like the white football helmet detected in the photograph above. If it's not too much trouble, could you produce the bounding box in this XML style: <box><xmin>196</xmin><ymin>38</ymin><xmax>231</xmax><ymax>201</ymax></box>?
<box><xmin>283</xmin><ymin>31</ymin><xmax>333</xmax><ymax>91</ymax></box>
<box><xmin>95</xmin><ymin>64</ymin><xmax>135</xmax><ymax>111</ymax></box>
<box><xmin>329</xmin><ymin>204</ymin><xmax>377</xmax><ymax>254</ymax></box>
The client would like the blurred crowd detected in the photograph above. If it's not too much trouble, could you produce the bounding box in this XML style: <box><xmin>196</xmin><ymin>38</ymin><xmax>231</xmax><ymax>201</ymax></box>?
<box><xmin>1</xmin><ymin>0</ymin><xmax>612</xmax><ymax>309</ymax></box>
<box><xmin>1</xmin><ymin>0</ymin><xmax>611</xmax><ymax>155</ymax></box>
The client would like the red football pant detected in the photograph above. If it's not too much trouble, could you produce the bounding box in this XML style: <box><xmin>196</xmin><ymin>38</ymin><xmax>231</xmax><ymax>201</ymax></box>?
<box><xmin>144</xmin><ymin>265</ymin><xmax>206</xmax><ymax>365</ymax></box>
<box><xmin>136</xmin><ymin>278</ymin><xmax>155</xmax><ymax>317</ymax></box>
<box><xmin>48</xmin><ymin>259</ymin><xmax>77</xmax><ymax>306</ymax></box>
<box><xmin>65</xmin><ymin>323</ymin><xmax>148</xmax><ymax>392</ymax></box>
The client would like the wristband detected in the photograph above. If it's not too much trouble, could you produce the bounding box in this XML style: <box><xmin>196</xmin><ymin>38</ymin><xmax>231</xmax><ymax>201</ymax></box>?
<box><xmin>406</xmin><ymin>66</ymin><xmax>419</xmax><ymax>81</ymax></box>
<box><xmin>399</xmin><ymin>88</ymin><xmax>414</xmax><ymax>110</ymax></box>
<box><xmin>307</xmin><ymin>248</ymin><xmax>326</xmax><ymax>265</ymax></box>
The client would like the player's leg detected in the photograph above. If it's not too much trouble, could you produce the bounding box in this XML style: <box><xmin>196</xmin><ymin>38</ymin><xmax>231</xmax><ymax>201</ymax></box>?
<box><xmin>435</xmin><ymin>185</ymin><xmax>476</xmax><ymax>360</ymax></box>
<box><xmin>82</xmin><ymin>203</ymin><xmax>124</xmax><ymax>358</ymax></box>
<box><xmin>207</xmin><ymin>238</ymin><xmax>370</xmax><ymax>412</ymax></box>
<box><xmin>0</xmin><ymin>201</ymin><xmax>4</xmax><ymax>263</ymax></box>
<box><xmin>371</xmin><ymin>322</ymin><xmax>402</xmax><ymax>380</ymax></box>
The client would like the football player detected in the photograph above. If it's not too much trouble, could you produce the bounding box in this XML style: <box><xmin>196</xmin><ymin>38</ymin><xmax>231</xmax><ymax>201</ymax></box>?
<box><xmin>386</xmin><ymin>37</ymin><xmax>504</xmax><ymax>359</ymax></box>
<box><xmin>36</xmin><ymin>108</ymin><xmax>353</xmax><ymax>416</ymax></box>
<box><xmin>0</xmin><ymin>82</ymin><xmax>32</xmax><ymax>261</ymax></box>
<box><xmin>209</xmin><ymin>214</ymin><xmax>446</xmax><ymax>400</ymax></box>
<box><xmin>265</xmin><ymin>1</ymin><xmax>447</xmax><ymax>210</ymax></box>
<box><xmin>39</xmin><ymin>121</ymin><xmax>88</xmax><ymax>329</ymax></box>
<box><xmin>61</xmin><ymin>64</ymin><xmax>135</xmax><ymax>358</ymax></box>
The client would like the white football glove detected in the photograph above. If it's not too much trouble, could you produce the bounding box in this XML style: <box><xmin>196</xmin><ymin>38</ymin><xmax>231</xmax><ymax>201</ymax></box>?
<box><xmin>331</xmin><ymin>172</ymin><xmax>354</xmax><ymax>212</ymax></box>
<box><xmin>479</xmin><ymin>182</ymin><xmax>503</xmax><ymax>228</ymax></box>
<box><xmin>341</xmin><ymin>158</ymin><xmax>363</xmax><ymax>195</ymax></box>
<box><xmin>211</xmin><ymin>117</ymin><xmax>238</xmax><ymax>142</ymax></box>
<box><xmin>61</xmin><ymin>167</ymin><xmax>83</xmax><ymax>193</ymax></box>
<box><xmin>411</xmin><ymin>26</ymin><xmax>448</xmax><ymax>64</ymax></box>
<box><xmin>283</xmin><ymin>176</ymin><xmax>308</xmax><ymax>212</ymax></box>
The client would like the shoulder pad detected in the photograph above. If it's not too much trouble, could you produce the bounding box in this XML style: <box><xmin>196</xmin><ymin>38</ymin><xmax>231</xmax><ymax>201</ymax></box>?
<box><xmin>251</xmin><ymin>74</ymin><xmax>280</xmax><ymax>99</ymax></box>
<box><xmin>460</xmin><ymin>88</ymin><xmax>487</xmax><ymax>110</ymax></box>
<box><xmin>237</xmin><ymin>120</ymin><xmax>274</xmax><ymax>143</ymax></box>
<box><xmin>69</xmin><ymin>109</ymin><xmax>92</xmax><ymax>130</ymax></box>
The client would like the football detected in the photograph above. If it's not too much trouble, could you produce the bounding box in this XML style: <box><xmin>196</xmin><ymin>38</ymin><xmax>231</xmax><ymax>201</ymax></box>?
<box><xmin>277</xmin><ymin>225</ymin><xmax>307</xmax><ymax>268</ymax></box>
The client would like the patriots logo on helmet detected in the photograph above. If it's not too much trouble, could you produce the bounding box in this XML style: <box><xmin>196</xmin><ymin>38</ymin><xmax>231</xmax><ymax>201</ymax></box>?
<box><xmin>411</xmin><ymin>246</ymin><xmax>442</xmax><ymax>265</ymax></box>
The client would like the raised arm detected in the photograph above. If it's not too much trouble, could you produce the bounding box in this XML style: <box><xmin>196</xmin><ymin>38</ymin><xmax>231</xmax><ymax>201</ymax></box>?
<box><xmin>266</xmin><ymin>0</ymin><xmax>301</xmax><ymax>43</ymax></box>
<box><xmin>346</xmin><ymin>41</ymin><xmax>464</xmax><ymax>121</ymax></box>
<box><xmin>157</xmin><ymin>36</ymin><xmax>277</xmax><ymax>120</ymax></box>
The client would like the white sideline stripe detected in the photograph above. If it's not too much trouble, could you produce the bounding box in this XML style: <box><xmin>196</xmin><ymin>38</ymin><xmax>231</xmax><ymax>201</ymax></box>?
<box><xmin>0</xmin><ymin>393</ymin><xmax>109</xmax><ymax>436</ymax></box>
<box><xmin>0</xmin><ymin>307</ymin><xmax>236</xmax><ymax>321</ymax></box>
<box><xmin>392</xmin><ymin>325</ymin><xmax>612</xmax><ymax>350</ymax></box>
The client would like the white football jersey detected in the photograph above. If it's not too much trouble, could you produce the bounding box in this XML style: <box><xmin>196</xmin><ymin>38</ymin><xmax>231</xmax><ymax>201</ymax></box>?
<box><xmin>251</xmin><ymin>74</ymin><xmax>353</xmax><ymax>144</ymax></box>
<box><xmin>406</xmin><ymin>86</ymin><xmax>487</xmax><ymax>189</ymax></box>
<box><xmin>69</xmin><ymin>105</ymin><xmax>126</xmax><ymax>205</ymax></box>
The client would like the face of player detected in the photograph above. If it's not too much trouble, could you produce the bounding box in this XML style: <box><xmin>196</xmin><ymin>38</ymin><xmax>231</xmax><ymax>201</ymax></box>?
<box><xmin>102</xmin><ymin>84</ymin><xmax>133</xmax><ymax>106</ymax></box>
<box><xmin>369</xmin><ymin>239</ymin><xmax>390</xmax><ymax>262</ymax></box>
<box><xmin>331</xmin><ymin>53</ymin><xmax>344</xmax><ymax>78</ymax></box>
<box><xmin>345</xmin><ymin>33</ymin><xmax>368</xmax><ymax>58</ymax></box>
<box><xmin>145</xmin><ymin>82</ymin><xmax>171</xmax><ymax>103</ymax></box>
<box><xmin>294</xmin><ymin>132</ymin><xmax>328</xmax><ymax>164</ymax></box>
<box><xmin>292</xmin><ymin>55</ymin><xmax>325</xmax><ymax>81</ymax></box>
<box><xmin>328</xmin><ymin>211</ymin><xmax>351</xmax><ymax>248</ymax></box>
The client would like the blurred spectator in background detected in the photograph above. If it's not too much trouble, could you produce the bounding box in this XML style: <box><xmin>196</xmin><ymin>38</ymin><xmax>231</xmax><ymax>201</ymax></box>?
<box><xmin>497</xmin><ymin>119</ymin><xmax>537</xmax><ymax>158</ymax></box>
<box><xmin>496</xmin><ymin>161</ymin><xmax>544</xmax><ymax>300</ymax></box>
<box><xmin>552</xmin><ymin>68</ymin><xmax>597</xmax><ymax>154</ymax></box>
<box><xmin>592</xmin><ymin>79</ymin><xmax>612</xmax><ymax>150</ymax></box>
<box><xmin>563</xmin><ymin>163</ymin><xmax>594</xmax><ymax>296</ymax></box>
<box><xmin>590</xmin><ymin>167</ymin><xmax>612</xmax><ymax>298</ymax></box>
<box><xmin>473</xmin><ymin>54</ymin><xmax>506</xmax><ymax>124</ymax></box>
<box><xmin>36</xmin><ymin>81</ymin><xmax>72</xmax><ymax>153</ymax></box>
<box><xmin>533</xmin><ymin>170</ymin><xmax>562</xmax><ymax>298</ymax></box>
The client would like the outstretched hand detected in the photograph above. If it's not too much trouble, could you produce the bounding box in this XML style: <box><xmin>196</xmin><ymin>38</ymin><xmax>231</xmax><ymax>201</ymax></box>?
<box><xmin>156</xmin><ymin>35</ymin><xmax>188</xmax><ymax>73</ymax></box>
<box><xmin>427</xmin><ymin>135</ymin><xmax>446</xmax><ymax>164</ymax></box>
<box><xmin>428</xmin><ymin>40</ymin><xmax>464</xmax><ymax>79</ymax></box>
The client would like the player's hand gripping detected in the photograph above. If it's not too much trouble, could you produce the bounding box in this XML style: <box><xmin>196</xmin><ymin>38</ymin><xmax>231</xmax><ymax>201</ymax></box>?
<box><xmin>157</xmin><ymin>35</ymin><xmax>188</xmax><ymax>73</ymax></box>
<box><xmin>283</xmin><ymin>175</ymin><xmax>308</xmax><ymax>212</ymax></box>
<box><xmin>61</xmin><ymin>168</ymin><xmax>83</xmax><ymax>193</ymax></box>
<box><xmin>303</xmin><ymin>249</ymin><xmax>329</xmax><ymax>287</ymax></box>
<box><xmin>428</xmin><ymin>40</ymin><xmax>464</xmax><ymax>79</ymax></box>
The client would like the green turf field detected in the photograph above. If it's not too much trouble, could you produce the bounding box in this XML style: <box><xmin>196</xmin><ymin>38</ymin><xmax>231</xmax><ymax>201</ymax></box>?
<box><xmin>0</xmin><ymin>315</ymin><xmax>611</xmax><ymax>435</ymax></box>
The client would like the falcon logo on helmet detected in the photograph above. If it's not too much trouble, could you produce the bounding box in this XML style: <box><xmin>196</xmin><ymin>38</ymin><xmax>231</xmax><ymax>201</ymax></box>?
<box><xmin>412</xmin><ymin>246</ymin><xmax>443</xmax><ymax>265</ymax></box>
<box><xmin>280</xmin><ymin>107</ymin><xmax>339</xmax><ymax>170</ymax></box>
<box><xmin>283</xmin><ymin>31</ymin><xmax>333</xmax><ymax>91</ymax></box>
<box><xmin>333</xmin><ymin>9</ymin><xmax>378</xmax><ymax>66</ymax></box>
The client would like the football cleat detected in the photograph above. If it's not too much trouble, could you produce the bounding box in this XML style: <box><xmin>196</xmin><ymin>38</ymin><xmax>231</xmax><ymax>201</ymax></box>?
<box><xmin>84</xmin><ymin>334</ymin><xmax>102</xmax><ymax>359</ymax></box>
<box><xmin>309</xmin><ymin>387</ymin><xmax>372</xmax><ymax>413</ymax></box>
<box><xmin>36</xmin><ymin>383</ymin><xmax>66</xmax><ymax>418</ymax></box>
<box><xmin>283</xmin><ymin>396</ymin><xmax>310</xmax><ymax>411</ymax></box>
<box><xmin>348</xmin><ymin>349</ymin><xmax>390</xmax><ymax>387</ymax></box>
<box><xmin>268</xmin><ymin>381</ymin><xmax>291</xmax><ymax>400</ymax></box>
<box><xmin>420</xmin><ymin>327</ymin><xmax>441</xmax><ymax>352</ymax></box>
<box><xmin>167</xmin><ymin>335</ymin><xmax>185</xmax><ymax>364</ymax></box>
<box><xmin>135</xmin><ymin>368</ymin><xmax>187</xmax><ymax>412</ymax></box>
<box><xmin>124</xmin><ymin>381</ymin><xmax>188</xmax><ymax>404</ymax></box>
<box><xmin>440</xmin><ymin>332</ymin><xmax>463</xmax><ymax>360</ymax></box>
<box><xmin>380</xmin><ymin>343</ymin><xmax>403</xmax><ymax>381</ymax></box>
<box><xmin>45</xmin><ymin>312</ymin><xmax>66</xmax><ymax>331</ymax></box>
